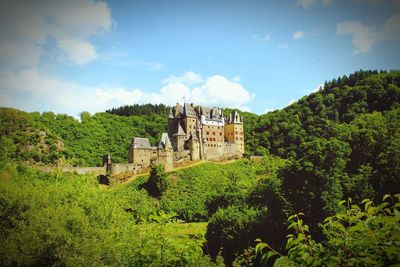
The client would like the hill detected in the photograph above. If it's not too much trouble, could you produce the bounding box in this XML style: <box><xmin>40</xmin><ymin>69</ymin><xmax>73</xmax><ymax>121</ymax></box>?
<box><xmin>246</xmin><ymin>69</ymin><xmax>400</xmax><ymax>157</ymax></box>
<box><xmin>0</xmin><ymin>108</ymin><xmax>167</xmax><ymax>167</ymax></box>
<box><xmin>2</xmin><ymin>70</ymin><xmax>399</xmax><ymax>167</ymax></box>
<box><xmin>1</xmin><ymin>69</ymin><xmax>400</xmax><ymax>266</ymax></box>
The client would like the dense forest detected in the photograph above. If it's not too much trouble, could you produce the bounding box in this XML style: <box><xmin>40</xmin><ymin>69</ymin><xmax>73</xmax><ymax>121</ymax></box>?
<box><xmin>1</xmin><ymin>70</ymin><xmax>400</xmax><ymax>266</ymax></box>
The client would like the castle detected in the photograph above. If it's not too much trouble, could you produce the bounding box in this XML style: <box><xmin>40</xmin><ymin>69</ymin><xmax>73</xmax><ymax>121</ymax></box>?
<box><xmin>128</xmin><ymin>103</ymin><xmax>244</xmax><ymax>172</ymax></box>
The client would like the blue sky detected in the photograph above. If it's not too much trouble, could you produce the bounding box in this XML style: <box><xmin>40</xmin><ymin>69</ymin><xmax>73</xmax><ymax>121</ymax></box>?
<box><xmin>0</xmin><ymin>0</ymin><xmax>399</xmax><ymax>117</ymax></box>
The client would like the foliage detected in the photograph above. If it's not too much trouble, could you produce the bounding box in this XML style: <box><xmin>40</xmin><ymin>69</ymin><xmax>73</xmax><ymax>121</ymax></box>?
<box><xmin>1</xmin><ymin>70</ymin><xmax>400</xmax><ymax>266</ymax></box>
<box><xmin>106</xmin><ymin>103</ymin><xmax>170</xmax><ymax>116</ymax></box>
<box><xmin>0</xmin><ymin>108</ymin><xmax>64</xmax><ymax>166</ymax></box>
<box><xmin>255</xmin><ymin>195</ymin><xmax>400</xmax><ymax>266</ymax></box>
<box><xmin>0</xmin><ymin>163</ymin><xmax>217</xmax><ymax>266</ymax></box>
<box><xmin>249</xmin><ymin>70</ymin><xmax>400</xmax><ymax>157</ymax></box>
<box><xmin>206</xmin><ymin>205</ymin><xmax>260</xmax><ymax>266</ymax></box>
<box><xmin>280</xmin><ymin>138</ymin><xmax>351</xmax><ymax>237</ymax></box>
<box><xmin>158</xmin><ymin>159</ymin><xmax>261</xmax><ymax>222</ymax></box>
<box><xmin>203</xmin><ymin>157</ymin><xmax>289</xmax><ymax>266</ymax></box>
<box><xmin>0</xmin><ymin>105</ymin><xmax>168</xmax><ymax>166</ymax></box>
<box><xmin>144</xmin><ymin>164</ymin><xmax>170</xmax><ymax>198</ymax></box>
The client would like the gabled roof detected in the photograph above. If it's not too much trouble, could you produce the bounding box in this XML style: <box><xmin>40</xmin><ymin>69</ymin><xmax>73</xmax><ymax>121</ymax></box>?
<box><xmin>131</xmin><ymin>137</ymin><xmax>151</xmax><ymax>149</ymax></box>
<box><xmin>201</xmin><ymin>106</ymin><xmax>211</xmax><ymax>118</ymax></box>
<box><xmin>188</xmin><ymin>132</ymin><xmax>198</xmax><ymax>142</ymax></box>
<box><xmin>198</xmin><ymin>105</ymin><xmax>223</xmax><ymax>120</ymax></box>
<box><xmin>173</xmin><ymin>123</ymin><xmax>186</xmax><ymax>136</ymax></box>
<box><xmin>184</xmin><ymin>103</ymin><xmax>197</xmax><ymax>117</ymax></box>
<box><xmin>211</xmin><ymin>107</ymin><xmax>222</xmax><ymax>119</ymax></box>
<box><xmin>226</xmin><ymin>110</ymin><xmax>243</xmax><ymax>124</ymax></box>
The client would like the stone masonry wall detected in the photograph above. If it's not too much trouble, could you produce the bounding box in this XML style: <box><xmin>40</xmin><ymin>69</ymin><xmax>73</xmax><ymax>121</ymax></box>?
<box><xmin>39</xmin><ymin>166</ymin><xmax>106</xmax><ymax>175</ymax></box>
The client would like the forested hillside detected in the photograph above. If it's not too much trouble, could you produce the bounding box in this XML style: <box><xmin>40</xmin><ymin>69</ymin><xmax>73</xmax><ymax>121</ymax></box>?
<box><xmin>0</xmin><ymin>108</ymin><xmax>167</xmax><ymax>166</ymax></box>
<box><xmin>246</xmin><ymin>70</ymin><xmax>400</xmax><ymax>157</ymax></box>
<box><xmin>2</xmin><ymin>70</ymin><xmax>399</xmax><ymax>168</ymax></box>
<box><xmin>106</xmin><ymin>103</ymin><xmax>170</xmax><ymax>116</ymax></box>
<box><xmin>1</xmin><ymin>70</ymin><xmax>400</xmax><ymax>266</ymax></box>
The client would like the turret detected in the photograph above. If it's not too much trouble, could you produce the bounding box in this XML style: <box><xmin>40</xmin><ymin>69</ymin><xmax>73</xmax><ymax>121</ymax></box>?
<box><xmin>224</xmin><ymin>111</ymin><xmax>244</xmax><ymax>154</ymax></box>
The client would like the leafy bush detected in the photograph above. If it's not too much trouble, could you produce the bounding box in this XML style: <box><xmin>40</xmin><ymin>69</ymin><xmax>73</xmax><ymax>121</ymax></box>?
<box><xmin>255</xmin><ymin>195</ymin><xmax>400</xmax><ymax>266</ymax></box>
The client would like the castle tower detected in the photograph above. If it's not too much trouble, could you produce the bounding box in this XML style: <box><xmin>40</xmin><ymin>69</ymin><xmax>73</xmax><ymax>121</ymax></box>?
<box><xmin>183</xmin><ymin>103</ymin><xmax>198</xmax><ymax>139</ymax></box>
<box><xmin>224</xmin><ymin>111</ymin><xmax>244</xmax><ymax>153</ymax></box>
<box><xmin>172</xmin><ymin>124</ymin><xmax>186</xmax><ymax>151</ymax></box>
<box><xmin>168</xmin><ymin>103</ymin><xmax>181</xmax><ymax>138</ymax></box>
<box><xmin>157</xmin><ymin>133</ymin><xmax>173</xmax><ymax>171</ymax></box>
<box><xmin>128</xmin><ymin>137</ymin><xmax>154</xmax><ymax>169</ymax></box>
<box><xmin>188</xmin><ymin>132</ymin><xmax>200</xmax><ymax>161</ymax></box>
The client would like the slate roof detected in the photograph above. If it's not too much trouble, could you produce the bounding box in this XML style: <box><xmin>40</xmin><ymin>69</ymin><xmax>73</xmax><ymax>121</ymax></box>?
<box><xmin>211</xmin><ymin>107</ymin><xmax>222</xmax><ymax>119</ymax></box>
<box><xmin>173</xmin><ymin>103</ymin><xmax>183</xmax><ymax>118</ymax></box>
<box><xmin>158</xmin><ymin>133</ymin><xmax>172</xmax><ymax>149</ymax></box>
<box><xmin>173</xmin><ymin>123</ymin><xmax>186</xmax><ymax>136</ymax></box>
<box><xmin>131</xmin><ymin>137</ymin><xmax>151</xmax><ymax>149</ymax></box>
<box><xmin>188</xmin><ymin>132</ymin><xmax>199</xmax><ymax>141</ymax></box>
<box><xmin>184</xmin><ymin>103</ymin><xmax>197</xmax><ymax>117</ymax></box>
<box><xmin>198</xmin><ymin>105</ymin><xmax>223</xmax><ymax>120</ymax></box>
<box><xmin>201</xmin><ymin>106</ymin><xmax>211</xmax><ymax>118</ymax></box>
<box><xmin>226</xmin><ymin>110</ymin><xmax>243</xmax><ymax>124</ymax></box>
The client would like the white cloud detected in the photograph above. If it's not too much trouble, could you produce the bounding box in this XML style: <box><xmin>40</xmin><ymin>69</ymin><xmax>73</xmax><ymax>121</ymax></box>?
<box><xmin>0</xmin><ymin>41</ymin><xmax>43</xmax><ymax>66</ymax></box>
<box><xmin>350</xmin><ymin>0</ymin><xmax>400</xmax><ymax>6</ymax></box>
<box><xmin>293</xmin><ymin>31</ymin><xmax>306</xmax><ymax>40</ymax></box>
<box><xmin>337</xmin><ymin>21</ymin><xmax>376</xmax><ymax>54</ymax></box>
<box><xmin>337</xmin><ymin>13</ymin><xmax>400</xmax><ymax>54</ymax></box>
<box><xmin>278</xmin><ymin>43</ymin><xmax>289</xmax><ymax>49</ymax></box>
<box><xmin>288</xmin><ymin>99</ymin><xmax>297</xmax><ymax>105</ymax></box>
<box><xmin>0</xmin><ymin>0</ymin><xmax>112</xmax><ymax>67</ymax></box>
<box><xmin>292</xmin><ymin>29</ymin><xmax>321</xmax><ymax>40</ymax></box>
<box><xmin>381</xmin><ymin>13</ymin><xmax>400</xmax><ymax>40</ymax></box>
<box><xmin>161</xmin><ymin>71</ymin><xmax>203</xmax><ymax>85</ymax></box>
<box><xmin>190</xmin><ymin>75</ymin><xmax>255</xmax><ymax>106</ymax></box>
<box><xmin>57</xmin><ymin>39</ymin><xmax>97</xmax><ymax>65</ymax></box>
<box><xmin>0</xmin><ymin>69</ymin><xmax>254</xmax><ymax>116</ymax></box>
<box><xmin>232</xmin><ymin>75</ymin><xmax>241</xmax><ymax>82</ymax></box>
<box><xmin>252</xmin><ymin>34</ymin><xmax>271</xmax><ymax>42</ymax></box>
<box><xmin>297</xmin><ymin>0</ymin><xmax>333</xmax><ymax>8</ymax></box>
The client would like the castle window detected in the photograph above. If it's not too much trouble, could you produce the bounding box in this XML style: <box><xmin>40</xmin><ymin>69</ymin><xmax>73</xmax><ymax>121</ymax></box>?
<box><xmin>219</xmin><ymin>132</ymin><xmax>222</xmax><ymax>136</ymax></box>
<box><xmin>240</xmin><ymin>137</ymin><xmax>243</xmax><ymax>141</ymax></box>
<box><xmin>213</xmin><ymin>132</ymin><xmax>215</xmax><ymax>135</ymax></box>
<box><xmin>236</xmin><ymin>137</ymin><xmax>238</xmax><ymax>141</ymax></box>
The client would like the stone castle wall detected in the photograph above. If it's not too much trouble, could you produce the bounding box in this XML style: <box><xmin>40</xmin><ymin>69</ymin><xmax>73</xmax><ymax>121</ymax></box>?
<box><xmin>39</xmin><ymin>163</ymin><xmax>145</xmax><ymax>176</ymax></box>
<box><xmin>222</xmin><ymin>142</ymin><xmax>242</xmax><ymax>160</ymax></box>
<box><xmin>39</xmin><ymin>166</ymin><xmax>106</xmax><ymax>175</ymax></box>
<box><xmin>109</xmin><ymin>163</ymin><xmax>137</xmax><ymax>175</ymax></box>
<box><xmin>203</xmin><ymin>142</ymin><xmax>224</xmax><ymax>160</ymax></box>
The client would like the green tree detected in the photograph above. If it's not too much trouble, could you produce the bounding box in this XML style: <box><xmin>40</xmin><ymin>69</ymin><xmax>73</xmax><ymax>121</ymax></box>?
<box><xmin>280</xmin><ymin>138</ymin><xmax>350</xmax><ymax>237</ymax></box>
<box><xmin>206</xmin><ymin>205</ymin><xmax>260</xmax><ymax>266</ymax></box>
<box><xmin>145</xmin><ymin>164</ymin><xmax>170</xmax><ymax>198</ymax></box>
